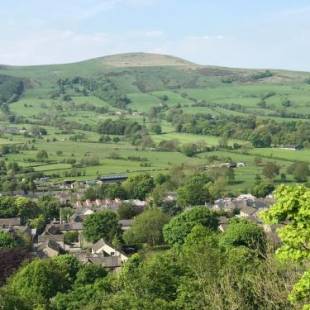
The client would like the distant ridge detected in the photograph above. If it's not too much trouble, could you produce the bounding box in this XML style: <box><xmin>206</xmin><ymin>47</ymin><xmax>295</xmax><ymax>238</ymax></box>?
<box><xmin>82</xmin><ymin>52</ymin><xmax>198</xmax><ymax>68</ymax></box>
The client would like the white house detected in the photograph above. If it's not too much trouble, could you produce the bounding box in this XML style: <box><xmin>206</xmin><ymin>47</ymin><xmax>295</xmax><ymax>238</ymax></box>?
<box><xmin>92</xmin><ymin>239</ymin><xmax>128</xmax><ymax>263</ymax></box>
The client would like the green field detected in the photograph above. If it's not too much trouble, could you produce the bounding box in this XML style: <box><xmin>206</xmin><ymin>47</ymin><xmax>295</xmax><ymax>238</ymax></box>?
<box><xmin>0</xmin><ymin>53</ymin><xmax>309</xmax><ymax>193</ymax></box>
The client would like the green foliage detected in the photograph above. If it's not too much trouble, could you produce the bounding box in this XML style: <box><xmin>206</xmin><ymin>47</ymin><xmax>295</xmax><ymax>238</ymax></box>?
<box><xmin>163</xmin><ymin>207</ymin><xmax>218</xmax><ymax>246</ymax></box>
<box><xmin>83</xmin><ymin>211</ymin><xmax>120</xmax><ymax>243</ymax></box>
<box><xmin>115</xmin><ymin>251</ymin><xmax>186</xmax><ymax>307</ymax></box>
<box><xmin>180</xmin><ymin>143</ymin><xmax>198</xmax><ymax>157</ymax></box>
<box><xmin>261</xmin><ymin>185</ymin><xmax>310</xmax><ymax>261</ymax></box>
<box><xmin>36</xmin><ymin>149</ymin><xmax>48</xmax><ymax>161</ymax></box>
<box><xmin>28</xmin><ymin>214</ymin><xmax>46</xmax><ymax>233</ymax></box>
<box><xmin>8</xmin><ymin>258</ymin><xmax>71</xmax><ymax>307</ymax></box>
<box><xmin>0</xmin><ymin>231</ymin><xmax>18</xmax><ymax>248</ymax></box>
<box><xmin>0</xmin><ymin>74</ymin><xmax>24</xmax><ymax>104</ymax></box>
<box><xmin>98</xmin><ymin>118</ymin><xmax>142</xmax><ymax>136</ymax></box>
<box><xmin>251</xmin><ymin>131</ymin><xmax>272</xmax><ymax>148</ymax></box>
<box><xmin>262</xmin><ymin>161</ymin><xmax>280</xmax><ymax>179</ymax></box>
<box><xmin>117</xmin><ymin>203</ymin><xmax>141</xmax><ymax>219</ymax></box>
<box><xmin>0</xmin><ymin>196</ymin><xmax>40</xmax><ymax>224</ymax></box>
<box><xmin>252</xmin><ymin>70</ymin><xmax>273</xmax><ymax>80</ymax></box>
<box><xmin>0</xmin><ymin>287</ymin><xmax>31</xmax><ymax>310</ymax></box>
<box><xmin>53</xmin><ymin>255</ymin><xmax>81</xmax><ymax>288</ymax></box>
<box><xmin>124</xmin><ymin>208</ymin><xmax>170</xmax><ymax>246</ymax></box>
<box><xmin>289</xmin><ymin>270</ymin><xmax>310</xmax><ymax>308</ymax></box>
<box><xmin>83</xmin><ymin>183</ymin><xmax>128</xmax><ymax>200</ymax></box>
<box><xmin>52</xmin><ymin>278</ymin><xmax>109</xmax><ymax>310</ymax></box>
<box><xmin>123</xmin><ymin>174</ymin><xmax>155</xmax><ymax>200</ymax></box>
<box><xmin>0</xmin><ymin>196</ymin><xmax>19</xmax><ymax>218</ymax></box>
<box><xmin>177</xmin><ymin>173</ymin><xmax>211</xmax><ymax>207</ymax></box>
<box><xmin>261</xmin><ymin>185</ymin><xmax>310</xmax><ymax>308</ymax></box>
<box><xmin>64</xmin><ymin>231</ymin><xmax>79</xmax><ymax>245</ymax></box>
<box><xmin>287</xmin><ymin>162</ymin><xmax>310</xmax><ymax>182</ymax></box>
<box><xmin>74</xmin><ymin>264</ymin><xmax>107</xmax><ymax>287</ymax></box>
<box><xmin>251</xmin><ymin>180</ymin><xmax>275</xmax><ymax>197</ymax></box>
<box><xmin>219</xmin><ymin>219</ymin><xmax>267</xmax><ymax>254</ymax></box>
<box><xmin>150</xmin><ymin>123</ymin><xmax>162</xmax><ymax>134</ymax></box>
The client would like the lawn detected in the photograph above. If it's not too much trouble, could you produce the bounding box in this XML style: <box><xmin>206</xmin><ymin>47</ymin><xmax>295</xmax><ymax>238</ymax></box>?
<box><xmin>248</xmin><ymin>148</ymin><xmax>310</xmax><ymax>163</ymax></box>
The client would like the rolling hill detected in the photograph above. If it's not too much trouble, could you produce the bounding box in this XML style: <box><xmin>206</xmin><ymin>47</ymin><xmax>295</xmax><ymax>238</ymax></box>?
<box><xmin>1</xmin><ymin>52</ymin><xmax>310</xmax><ymax>105</ymax></box>
<box><xmin>1</xmin><ymin>52</ymin><xmax>310</xmax><ymax>124</ymax></box>
<box><xmin>0</xmin><ymin>52</ymin><xmax>309</xmax><ymax>192</ymax></box>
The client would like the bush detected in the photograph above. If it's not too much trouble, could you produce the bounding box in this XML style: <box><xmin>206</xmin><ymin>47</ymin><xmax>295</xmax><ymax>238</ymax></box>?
<box><xmin>64</xmin><ymin>231</ymin><xmax>79</xmax><ymax>245</ymax></box>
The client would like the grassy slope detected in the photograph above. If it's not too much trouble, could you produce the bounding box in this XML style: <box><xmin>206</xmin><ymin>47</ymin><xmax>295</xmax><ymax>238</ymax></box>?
<box><xmin>0</xmin><ymin>53</ymin><xmax>309</xmax><ymax>192</ymax></box>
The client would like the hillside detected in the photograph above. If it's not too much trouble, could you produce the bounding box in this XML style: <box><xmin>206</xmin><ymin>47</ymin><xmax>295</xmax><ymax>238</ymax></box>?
<box><xmin>89</xmin><ymin>52</ymin><xmax>198</xmax><ymax>68</ymax></box>
<box><xmin>0</xmin><ymin>52</ymin><xmax>309</xmax><ymax>193</ymax></box>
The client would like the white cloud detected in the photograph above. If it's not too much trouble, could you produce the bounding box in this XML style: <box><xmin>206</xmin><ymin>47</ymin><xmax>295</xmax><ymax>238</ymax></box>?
<box><xmin>1</xmin><ymin>3</ymin><xmax>310</xmax><ymax>70</ymax></box>
<box><xmin>0</xmin><ymin>29</ymin><xmax>165</xmax><ymax>65</ymax></box>
<box><xmin>71</xmin><ymin>0</ymin><xmax>160</xmax><ymax>20</ymax></box>
<box><xmin>143</xmin><ymin>30</ymin><xmax>164</xmax><ymax>38</ymax></box>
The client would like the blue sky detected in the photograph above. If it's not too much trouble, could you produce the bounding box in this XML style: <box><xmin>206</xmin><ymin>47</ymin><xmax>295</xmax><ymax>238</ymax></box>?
<box><xmin>1</xmin><ymin>0</ymin><xmax>310</xmax><ymax>70</ymax></box>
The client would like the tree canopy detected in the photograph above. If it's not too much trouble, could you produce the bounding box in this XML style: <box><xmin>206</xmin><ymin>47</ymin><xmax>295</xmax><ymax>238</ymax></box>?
<box><xmin>219</xmin><ymin>219</ymin><xmax>267</xmax><ymax>255</ymax></box>
<box><xmin>163</xmin><ymin>207</ymin><xmax>218</xmax><ymax>246</ymax></box>
<box><xmin>83</xmin><ymin>211</ymin><xmax>121</xmax><ymax>243</ymax></box>
<box><xmin>177</xmin><ymin>173</ymin><xmax>212</xmax><ymax>207</ymax></box>
<box><xmin>124</xmin><ymin>208</ymin><xmax>170</xmax><ymax>246</ymax></box>
<box><xmin>261</xmin><ymin>185</ymin><xmax>310</xmax><ymax>309</ymax></box>
<box><xmin>123</xmin><ymin>174</ymin><xmax>155</xmax><ymax>200</ymax></box>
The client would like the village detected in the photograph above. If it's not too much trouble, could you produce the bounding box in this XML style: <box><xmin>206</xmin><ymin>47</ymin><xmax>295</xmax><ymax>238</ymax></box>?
<box><xmin>0</xmin><ymin>174</ymin><xmax>278</xmax><ymax>271</ymax></box>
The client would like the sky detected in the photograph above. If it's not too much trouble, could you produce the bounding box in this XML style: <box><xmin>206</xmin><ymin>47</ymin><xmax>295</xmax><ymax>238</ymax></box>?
<box><xmin>1</xmin><ymin>0</ymin><xmax>310</xmax><ymax>70</ymax></box>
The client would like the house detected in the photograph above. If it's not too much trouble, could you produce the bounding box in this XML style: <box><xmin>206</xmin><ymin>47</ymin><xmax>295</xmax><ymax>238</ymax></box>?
<box><xmin>218</xmin><ymin>216</ymin><xmax>229</xmax><ymax>232</ymax></box>
<box><xmin>263</xmin><ymin>224</ymin><xmax>281</xmax><ymax>245</ymax></box>
<box><xmin>83</xmin><ymin>209</ymin><xmax>94</xmax><ymax>216</ymax></box>
<box><xmin>38</xmin><ymin>221</ymin><xmax>83</xmax><ymax>246</ymax></box>
<box><xmin>237</xmin><ymin>194</ymin><xmax>256</xmax><ymax>201</ymax></box>
<box><xmin>239</xmin><ymin>206</ymin><xmax>258</xmax><ymax>218</ymax></box>
<box><xmin>55</xmin><ymin>191</ymin><xmax>71</xmax><ymax>204</ymax></box>
<box><xmin>74</xmin><ymin>199</ymin><xmax>122</xmax><ymax>210</ymax></box>
<box><xmin>40</xmin><ymin>240</ymin><xmax>64</xmax><ymax>257</ymax></box>
<box><xmin>124</xmin><ymin>199</ymin><xmax>147</xmax><ymax>208</ymax></box>
<box><xmin>38</xmin><ymin>230</ymin><xmax>65</xmax><ymax>244</ymax></box>
<box><xmin>163</xmin><ymin>192</ymin><xmax>177</xmax><ymax>203</ymax></box>
<box><xmin>61</xmin><ymin>180</ymin><xmax>76</xmax><ymax>189</ymax></box>
<box><xmin>92</xmin><ymin>239</ymin><xmax>128</xmax><ymax>263</ymax></box>
<box><xmin>74</xmin><ymin>201</ymin><xmax>83</xmax><ymax>208</ymax></box>
<box><xmin>87</xmin><ymin>255</ymin><xmax>124</xmax><ymax>269</ymax></box>
<box><xmin>219</xmin><ymin>162</ymin><xmax>237</xmax><ymax>168</ymax></box>
<box><xmin>82</xmin><ymin>239</ymin><xmax>129</xmax><ymax>270</ymax></box>
<box><xmin>119</xmin><ymin>219</ymin><xmax>134</xmax><ymax>231</ymax></box>
<box><xmin>99</xmin><ymin>175</ymin><xmax>128</xmax><ymax>184</ymax></box>
<box><xmin>0</xmin><ymin>217</ymin><xmax>21</xmax><ymax>229</ymax></box>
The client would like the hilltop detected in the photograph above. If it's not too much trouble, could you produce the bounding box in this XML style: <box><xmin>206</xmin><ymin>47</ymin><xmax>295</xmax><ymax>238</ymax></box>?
<box><xmin>87</xmin><ymin>52</ymin><xmax>198</xmax><ymax>68</ymax></box>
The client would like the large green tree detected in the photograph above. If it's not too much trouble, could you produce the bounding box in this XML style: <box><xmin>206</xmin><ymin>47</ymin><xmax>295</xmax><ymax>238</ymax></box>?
<box><xmin>219</xmin><ymin>219</ymin><xmax>267</xmax><ymax>255</ymax></box>
<box><xmin>262</xmin><ymin>162</ymin><xmax>280</xmax><ymax>180</ymax></box>
<box><xmin>177</xmin><ymin>173</ymin><xmax>212</xmax><ymax>207</ymax></box>
<box><xmin>83</xmin><ymin>211</ymin><xmax>121</xmax><ymax>243</ymax></box>
<box><xmin>7</xmin><ymin>256</ymin><xmax>79</xmax><ymax>308</ymax></box>
<box><xmin>287</xmin><ymin>162</ymin><xmax>310</xmax><ymax>182</ymax></box>
<box><xmin>261</xmin><ymin>185</ymin><xmax>310</xmax><ymax>309</ymax></box>
<box><xmin>123</xmin><ymin>174</ymin><xmax>155</xmax><ymax>200</ymax></box>
<box><xmin>124</xmin><ymin>208</ymin><xmax>170</xmax><ymax>246</ymax></box>
<box><xmin>163</xmin><ymin>207</ymin><xmax>218</xmax><ymax>246</ymax></box>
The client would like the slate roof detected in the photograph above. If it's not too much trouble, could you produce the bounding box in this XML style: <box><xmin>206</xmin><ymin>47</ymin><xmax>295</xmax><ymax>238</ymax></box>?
<box><xmin>240</xmin><ymin>206</ymin><xmax>257</xmax><ymax>216</ymax></box>
<box><xmin>0</xmin><ymin>217</ymin><xmax>21</xmax><ymax>227</ymax></box>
